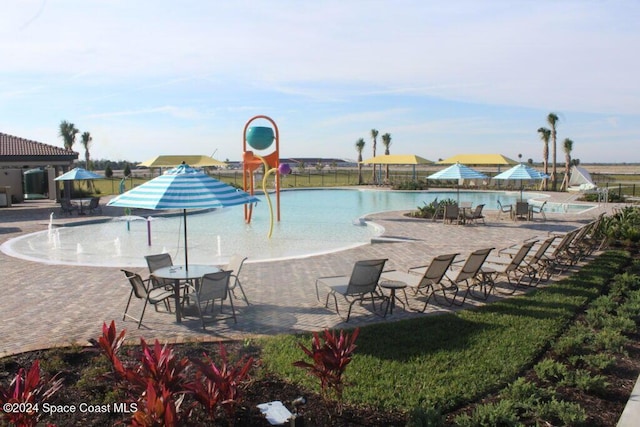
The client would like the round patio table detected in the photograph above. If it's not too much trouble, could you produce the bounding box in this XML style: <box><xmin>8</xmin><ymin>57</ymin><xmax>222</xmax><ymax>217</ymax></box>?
<box><xmin>153</xmin><ymin>264</ymin><xmax>220</xmax><ymax>323</ymax></box>
<box><xmin>379</xmin><ymin>280</ymin><xmax>407</xmax><ymax>315</ymax></box>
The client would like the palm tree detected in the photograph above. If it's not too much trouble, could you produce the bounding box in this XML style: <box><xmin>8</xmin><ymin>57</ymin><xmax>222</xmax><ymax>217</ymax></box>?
<box><xmin>355</xmin><ymin>138</ymin><xmax>366</xmax><ymax>185</ymax></box>
<box><xmin>370</xmin><ymin>129</ymin><xmax>378</xmax><ymax>183</ymax></box>
<box><xmin>537</xmin><ymin>127</ymin><xmax>551</xmax><ymax>190</ymax></box>
<box><xmin>59</xmin><ymin>120</ymin><xmax>79</xmax><ymax>150</ymax></box>
<box><xmin>381</xmin><ymin>133</ymin><xmax>392</xmax><ymax>180</ymax></box>
<box><xmin>546</xmin><ymin>113</ymin><xmax>559</xmax><ymax>191</ymax></box>
<box><xmin>80</xmin><ymin>132</ymin><xmax>92</xmax><ymax>170</ymax></box>
<box><xmin>562</xmin><ymin>138</ymin><xmax>573</xmax><ymax>191</ymax></box>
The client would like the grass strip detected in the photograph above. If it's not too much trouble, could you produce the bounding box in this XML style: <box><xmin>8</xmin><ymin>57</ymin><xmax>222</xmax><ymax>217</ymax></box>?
<box><xmin>259</xmin><ymin>251</ymin><xmax>630</xmax><ymax>413</ymax></box>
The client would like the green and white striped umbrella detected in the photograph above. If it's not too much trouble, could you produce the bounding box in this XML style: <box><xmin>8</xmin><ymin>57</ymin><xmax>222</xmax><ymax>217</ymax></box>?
<box><xmin>107</xmin><ymin>163</ymin><xmax>259</xmax><ymax>268</ymax></box>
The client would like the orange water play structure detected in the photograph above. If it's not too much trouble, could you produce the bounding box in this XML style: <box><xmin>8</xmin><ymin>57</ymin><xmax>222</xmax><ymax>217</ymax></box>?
<box><xmin>242</xmin><ymin>115</ymin><xmax>290</xmax><ymax>237</ymax></box>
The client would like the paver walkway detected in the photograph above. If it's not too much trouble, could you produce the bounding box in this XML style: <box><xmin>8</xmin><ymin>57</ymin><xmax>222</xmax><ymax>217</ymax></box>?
<box><xmin>0</xmin><ymin>193</ymin><xmax>616</xmax><ymax>357</ymax></box>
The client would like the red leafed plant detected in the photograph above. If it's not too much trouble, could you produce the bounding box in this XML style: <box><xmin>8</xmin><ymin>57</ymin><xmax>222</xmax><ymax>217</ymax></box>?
<box><xmin>188</xmin><ymin>343</ymin><xmax>254</xmax><ymax>423</ymax></box>
<box><xmin>0</xmin><ymin>360</ymin><xmax>64</xmax><ymax>427</ymax></box>
<box><xmin>293</xmin><ymin>328</ymin><xmax>360</xmax><ymax>405</ymax></box>
<box><xmin>130</xmin><ymin>382</ymin><xmax>177</xmax><ymax>427</ymax></box>
<box><xmin>91</xmin><ymin>322</ymin><xmax>190</xmax><ymax>425</ymax></box>
<box><xmin>90</xmin><ymin>320</ymin><xmax>128</xmax><ymax>380</ymax></box>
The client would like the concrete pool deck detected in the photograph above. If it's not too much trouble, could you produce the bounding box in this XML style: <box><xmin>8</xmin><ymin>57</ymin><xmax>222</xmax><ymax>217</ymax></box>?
<box><xmin>0</xmin><ymin>191</ymin><xmax>617</xmax><ymax>356</ymax></box>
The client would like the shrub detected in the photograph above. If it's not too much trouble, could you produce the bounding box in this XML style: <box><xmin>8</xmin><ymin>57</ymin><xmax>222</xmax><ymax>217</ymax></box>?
<box><xmin>0</xmin><ymin>360</ymin><xmax>64</xmax><ymax>427</ymax></box>
<box><xmin>571</xmin><ymin>369</ymin><xmax>609</xmax><ymax>395</ymax></box>
<box><xmin>570</xmin><ymin>353</ymin><xmax>617</xmax><ymax>372</ymax></box>
<box><xmin>609</xmin><ymin>272</ymin><xmax>640</xmax><ymax>299</ymax></box>
<box><xmin>538</xmin><ymin>398</ymin><xmax>587</xmax><ymax>426</ymax></box>
<box><xmin>501</xmin><ymin>377</ymin><xmax>554</xmax><ymax>409</ymax></box>
<box><xmin>188</xmin><ymin>343</ymin><xmax>253</xmax><ymax>421</ymax></box>
<box><xmin>293</xmin><ymin>328</ymin><xmax>360</xmax><ymax>407</ymax></box>
<box><xmin>554</xmin><ymin>325</ymin><xmax>594</xmax><ymax>357</ymax></box>
<box><xmin>406</xmin><ymin>406</ymin><xmax>445</xmax><ymax>427</ymax></box>
<box><xmin>453</xmin><ymin>399</ymin><xmax>520</xmax><ymax>427</ymax></box>
<box><xmin>534</xmin><ymin>359</ymin><xmax>569</xmax><ymax>385</ymax></box>
<box><xmin>91</xmin><ymin>321</ymin><xmax>254</xmax><ymax>425</ymax></box>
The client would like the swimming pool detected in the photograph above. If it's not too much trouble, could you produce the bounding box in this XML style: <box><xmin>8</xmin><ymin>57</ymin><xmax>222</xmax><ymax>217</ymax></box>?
<box><xmin>1</xmin><ymin>189</ymin><xmax>593</xmax><ymax>267</ymax></box>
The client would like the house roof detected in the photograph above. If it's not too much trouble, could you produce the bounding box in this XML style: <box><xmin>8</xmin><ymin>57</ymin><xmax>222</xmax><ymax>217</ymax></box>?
<box><xmin>0</xmin><ymin>132</ymin><xmax>78</xmax><ymax>166</ymax></box>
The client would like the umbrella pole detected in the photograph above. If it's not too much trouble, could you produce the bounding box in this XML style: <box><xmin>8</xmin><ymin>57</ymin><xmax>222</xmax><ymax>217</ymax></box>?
<box><xmin>183</xmin><ymin>209</ymin><xmax>188</xmax><ymax>271</ymax></box>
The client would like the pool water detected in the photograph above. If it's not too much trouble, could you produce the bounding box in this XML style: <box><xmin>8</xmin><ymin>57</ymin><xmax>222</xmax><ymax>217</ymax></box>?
<box><xmin>1</xmin><ymin>189</ymin><xmax>592</xmax><ymax>267</ymax></box>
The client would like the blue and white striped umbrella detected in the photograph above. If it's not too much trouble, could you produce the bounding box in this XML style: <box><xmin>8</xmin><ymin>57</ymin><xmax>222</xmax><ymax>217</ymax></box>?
<box><xmin>54</xmin><ymin>167</ymin><xmax>104</xmax><ymax>181</ymax></box>
<box><xmin>428</xmin><ymin>162</ymin><xmax>488</xmax><ymax>181</ymax></box>
<box><xmin>428</xmin><ymin>163</ymin><xmax>488</xmax><ymax>203</ymax></box>
<box><xmin>107</xmin><ymin>163</ymin><xmax>259</xmax><ymax>268</ymax></box>
<box><xmin>493</xmin><ymin>163</ymin><xmax>549</xmax><ymax>200</ymax></box>
<box><xmin>492</xmin><ymin>163</ymin><xmax>549</xmax><ymax>181</ymax></box>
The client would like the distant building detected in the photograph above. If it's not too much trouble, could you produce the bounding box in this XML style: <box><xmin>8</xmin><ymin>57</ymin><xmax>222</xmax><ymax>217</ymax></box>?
<box><xmin>0</xmin><ymin>132</ymin><xmax>78</xmax><ymax>203</ymax></box>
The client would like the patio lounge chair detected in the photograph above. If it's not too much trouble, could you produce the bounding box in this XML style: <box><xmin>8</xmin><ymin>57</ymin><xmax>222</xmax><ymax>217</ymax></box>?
<box><xmin>519</xmin><ymin>235</ymin><xmax>557</xmax><ymax>285</ymax></box>
<box><xmin>496</xmin><ymin>200</ymin><xmax>512</xmax><ymax>220</ymax></box>
<box><xmin>121</xmin><ymin>270</ymin><xmax>174</xmax><ymax>329</ymax></box>
<box><xmin>315</xmin><ymin>259</ymin><xmax>388</xmax><ymax>322</ymax></box>
<box><xmin>464</xmin><ymin>204</ymin><xmax>486</xmax><ymax>224</ymax></box>
<box><xmin>186</xmin><ymin>270</ymin><xmax>236</xmax><ymax>329</ymax></box>
<box><xmin>529</xmin><ymin>201</ymin><xmax>547</xmax><ymax>221</ymax></box>
<box><xmin>438</xmin><ymin>248</ymin><xmax>494</xmax><ymax>306</ymax></box>
<box><xmin>381</xmin><ymin>253</ymin><xmax>458</xmax><ymax>312</ymax></box>
<box><xmin>482</xmin><ymin>240</ymin><xmax>537</xmax><ymax>294</ymax></box>
<box><xmin>538</xmin><ymin>228</ymin><xmax>580</xmax><ymax>278</ymax></box>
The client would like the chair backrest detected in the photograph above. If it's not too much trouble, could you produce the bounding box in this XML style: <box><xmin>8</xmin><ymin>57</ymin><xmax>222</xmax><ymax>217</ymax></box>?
<box><xmin>529</xmin><ymin>236</ymin><xmax>557</xmax><ymax>263</ymax></box>
<box><xmin>454</xmin><ymin>248</ymin><xmax>493</xmax><ymax>283</ymax></box>
<box><xmin>419</xmin><ymin>253</ymin><xmax>458</xmax><ymax>288</ymax></box>
<box><xmin>551</xmin><ymin>229</ymin><xmax>578</xmax><ymax>257</ymax></box>
<box><xmin>122</xmin><ymin>270</ymin><xmax>147</xmax><ymax>299</ymax></box>
<box><xmin>199</xmin><ymin>270</ymin><xmax>232</xmax><ymax>302</ymax></box>
<box><xmin>505</xmin><ymin>240</ymin><xmax>537</xmax><ymax>272</ymax></box>
<box><xmin>471</xmin><ymin>204</ymin><xmax>485</xmax><ymax>218</ymax></box>
<box><xmin>515</xmin><ymin>202</ymin><xmax>529</xmax><ymax>215</ymax></box>
<box><xmin>145</xmin><ymin>253</ymin><xmax>173</xmax><ymax>273</ymax></box>
<box><xmin>346</xmin><ymin>259</ymin><xmax>387</xmax><ymax>295</ymax></box>
<box><xmin>497</xmin><ymin>200</ymin><xmax>511</xmax><ymax>211</ymax></box>
<box><xmin>226</xmin><ymin>254</ymin><xmax>247</xmax><ymax>290</ymax></box>
<box><xmin>444</xmin><ymin>205</ymin><xmax>459</xmax><ymax>220</ymax></box>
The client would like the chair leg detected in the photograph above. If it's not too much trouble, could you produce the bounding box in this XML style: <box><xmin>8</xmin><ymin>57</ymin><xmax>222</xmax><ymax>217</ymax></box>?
<box><xmin>234</xmin><ymin>280</ymin><xmax>250</xmax><ymax>305</ymax></box>
<box><xmin>227</xmin><ymin>296</ymin><xmax>237</xmax><ymax>323</ymax></box>
<box><xmin>122</xmin><ymin>290</ymin><xmax>134</xmax><ymax>321</ymax></box>
<box><xmin>138</xmin><ymin>298</ymin><xmax>150</xmax><ymax>329</ymax></box>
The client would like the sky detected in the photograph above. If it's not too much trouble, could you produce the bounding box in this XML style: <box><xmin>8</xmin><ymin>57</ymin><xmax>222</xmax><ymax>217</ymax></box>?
<box><xmin>1</xmin><ymin>0</ymin><xmax>639</xmax><ymax>164</ymax></box>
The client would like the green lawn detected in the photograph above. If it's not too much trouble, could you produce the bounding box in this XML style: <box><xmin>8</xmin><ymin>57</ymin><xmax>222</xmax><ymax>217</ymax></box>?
<box><xmin>258</xmin><ymin>251</ymin><xmax>630</xmax><ymax>414</ymax></box>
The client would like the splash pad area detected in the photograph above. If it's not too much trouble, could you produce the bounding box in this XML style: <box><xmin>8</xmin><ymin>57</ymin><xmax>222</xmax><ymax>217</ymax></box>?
<box><xmin>1</xmin><ymin>189</ymin><xmax>593</xmax><ymax>268</ymax></box>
